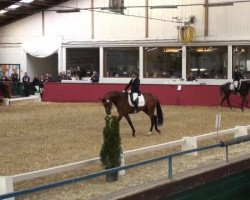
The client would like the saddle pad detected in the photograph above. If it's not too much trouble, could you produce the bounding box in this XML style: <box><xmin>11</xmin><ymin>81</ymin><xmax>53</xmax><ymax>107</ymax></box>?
<box><xmin>128</xmin><ymin>94</ymin><xmax>145</xmax><ymax>107</ymax></box>
<box><xmin>229</xmin><ymin>83</ymin><xmax>235</xmax><ymax>91</ymax></box>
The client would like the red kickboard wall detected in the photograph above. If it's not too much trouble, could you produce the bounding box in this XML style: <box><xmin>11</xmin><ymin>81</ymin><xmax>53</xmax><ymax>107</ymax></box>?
<box><xmin>42</xmin><ymin>83</ymin><xmax>249</xmax><ymax>107</ymax></box>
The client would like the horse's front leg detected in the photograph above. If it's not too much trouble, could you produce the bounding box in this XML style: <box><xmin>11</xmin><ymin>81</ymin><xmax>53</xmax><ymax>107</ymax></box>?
<box><xmin>226</xmin><ymin>94</ymin><xmax>232</xmax><ymax>110</ymax></box>
<box><xmin>241</xmin><ymin>96</ymin><xmax>246</xmax><ymax>112</ymax></box>
<box><xmin>124</xmin><ymin>114</ymin><xmax>136</xmax><ymax>137</ymax></box>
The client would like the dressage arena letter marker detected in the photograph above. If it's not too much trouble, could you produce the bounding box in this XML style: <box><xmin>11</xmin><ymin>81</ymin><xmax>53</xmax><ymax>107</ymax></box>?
<box><xmin>215</xmin><ymin>113</ymin><xmax>221</xmax><ymax>129</ymax></box>
<box><xmin>0</xmin><ymin>176</ymin><xmax>14</xmax><ymax>199</ymax></box>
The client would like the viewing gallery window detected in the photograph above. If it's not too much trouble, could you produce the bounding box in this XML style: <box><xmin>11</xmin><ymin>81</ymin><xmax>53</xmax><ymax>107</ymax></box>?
<box><xmin>143</xmin><ymin>47</ymin><xmax>182</xmax><ymax>78</ymax></box>
<box><xmin>104</xmin><ymin>47</ymin><xmax>139</xmax><ymax>77</ymax></box>
<box><xmin>66</xmin><ymin>48</ymin><xmax>99</xmax><ymax>77</ymax></box>
<box><xmin>233</xmin><ymin>45</ymin><xmax>250</xmax><ymax>79</ymax></box>
<box><xmin>186</xmin><ymin>46</ymin><xmax>228</xmax><ymax>79</ymax></box>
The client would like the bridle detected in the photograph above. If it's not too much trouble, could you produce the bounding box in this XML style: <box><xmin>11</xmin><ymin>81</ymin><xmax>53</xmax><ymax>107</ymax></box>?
<box><xmin>102</xmin><ymin>98</ymin><xmax>114</xmax><ymax>114</ymax></box>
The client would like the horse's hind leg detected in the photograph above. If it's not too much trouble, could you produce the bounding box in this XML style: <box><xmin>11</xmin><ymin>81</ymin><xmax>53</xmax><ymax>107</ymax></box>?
<box><xmin>148</xmin><ymin>116</ymin><xmax>154</xmax><ymax>134</ymax></box>
<box><xmin>154</xmin><ymin>115</ymin><xmax>161</xmax><ymax>134</ymax></box>
<box><xmin>124</xmin><ymin>114</ymin><xmax>136</xmax><ymax>137</ymax></box>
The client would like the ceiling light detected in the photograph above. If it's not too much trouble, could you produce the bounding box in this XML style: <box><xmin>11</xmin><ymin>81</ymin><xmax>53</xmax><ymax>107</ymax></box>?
<box><xmin>163</xmin><ymin>48</ymin><xmax>181</xmax><ymax>53</ymax></box>
<box><xmin>20</xmin><ymin>0</ymin><xmax>34</xmax><ymax>3</ymax></box>
<box><xmin>0</xmin><ymin>10</ymin><xmax>7</xmax><ymax>14</ymax></box>
<box><xmin>8</xmin><ymin>5</ymin><xmax>21</xmax><ymax>9</ymax></box>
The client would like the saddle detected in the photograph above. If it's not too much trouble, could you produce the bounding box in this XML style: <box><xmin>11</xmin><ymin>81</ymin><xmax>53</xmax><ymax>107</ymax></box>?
<box><xmin>128</xmin><ymin>92</ymin><xmax>145</xmax><ymax>107</ymax></box>
<box><xmin>230</xmin><ymin>80</ymin><xmax>241</xmax><ymax>91</ymax></box>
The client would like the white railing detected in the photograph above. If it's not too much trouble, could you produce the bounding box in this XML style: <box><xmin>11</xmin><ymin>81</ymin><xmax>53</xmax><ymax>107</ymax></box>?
<box><xmin>2</xmin><ymin>94</ymin><xmax>41</xmax><ymax>106</ymax></box>
<box><xmin>0</xmin><ymin>125</ymin><xmax>249</xmax><ymax>199</ymax></box>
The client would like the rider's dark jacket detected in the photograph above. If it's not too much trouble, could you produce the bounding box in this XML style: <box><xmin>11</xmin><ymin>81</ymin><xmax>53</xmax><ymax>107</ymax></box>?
<box><xmin>124</xmin><ymin>77</ymin><xmax>140</xmax><ymax>93</ymax></box>
<box><xmin>233</xmin><ymin>70</ymin><xmax>244</xmax><ymax>81</ymax></box>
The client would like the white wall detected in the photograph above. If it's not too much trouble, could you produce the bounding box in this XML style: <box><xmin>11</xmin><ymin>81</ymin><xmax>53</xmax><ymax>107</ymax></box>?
<box><xmin>1</xmin><ymin>0</ymin><xmax>250</xmax><ymax>85</ymax></box>
<box><xmin>1</xmin><ymin>0</ymin><xmax>250</xmax><ymax>42</ymax></box>
<box><xmin>0</xmin><ymin>47</ymin><xmax>21</xmax><ymax>64</ymax></box>
<box><xmin>27</xmin><ymin>54</ymin><xmax>58</xmax><ymax>80</ymax></box>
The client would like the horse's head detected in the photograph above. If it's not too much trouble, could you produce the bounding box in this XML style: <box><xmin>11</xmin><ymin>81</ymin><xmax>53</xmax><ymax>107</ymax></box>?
<box><xmin>101</xmin><ymin>97</ymin><xmax>113</xmax><ymax>115</ymax></box>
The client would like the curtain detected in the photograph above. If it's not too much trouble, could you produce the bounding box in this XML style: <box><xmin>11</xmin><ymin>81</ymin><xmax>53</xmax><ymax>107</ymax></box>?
<box><xmin>21</xmin><ymin>37</ymin><xmax>61</xmax><ymax>58</ymax></box>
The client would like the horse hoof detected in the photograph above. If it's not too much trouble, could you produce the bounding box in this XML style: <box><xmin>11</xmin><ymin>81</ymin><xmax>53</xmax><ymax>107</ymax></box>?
<box><xmin>147</xmin><ymin>131</ymin><xmax>153</xmax><ymax>136</ymax></box>
<box><xmin>156</xmin><ymin>130</ymin><xmax>161</xmax><ymax>134</ymax></box>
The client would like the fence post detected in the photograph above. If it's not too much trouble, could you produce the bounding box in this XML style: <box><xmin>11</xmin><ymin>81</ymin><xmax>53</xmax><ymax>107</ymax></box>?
<box><xmin>235</xmin><ymin>126</ymin><xmax>248</xmax><ymax>138</ymax></box>
<box><xmin>168</xmin><ymin>156</ymin><xmax>173</xmax><ymax>179</ymax></box>
<box><xmin>3</xmin><ymin>98</ymin><xmax>10</xmax><ymax>106</ymax></box>
<box><xmin>0</xmin><ymin>176</ymin><xmax>14</xmax><ymax>200</ymax></box>
<box><xmin>182</xmin><ymin>137</ymin><xmax>198</xmax><ymax>156</ymax></box>
<box><xmin>119</xmin><ymin>153</ymin><xmax>125</xmax><ymax>176</ymax></box>
<box><xmin>34</xmin><ymin>93</ymin><xmax>42</xmax><ymax>102</ymax></box>
<box><xmin>225</xmin><ymin>145</ymin><xmax>229</xmax><ymax>162</ymax></box>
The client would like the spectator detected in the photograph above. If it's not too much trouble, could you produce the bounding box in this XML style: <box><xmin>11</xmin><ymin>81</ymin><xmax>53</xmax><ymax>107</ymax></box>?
<box><xmin>187</xmin><ymin>72</ymin><xmax>196</xmax><ymax>81</ymax></box>
<box><xmin>74</xmin><ymin>66</ymin><xmax>81</xmax><ymax>79</ymax></box>
<box><xmin>22</xmin><ymin>72</ymin><xmax>30</xmax><ymax>96</ymax></box>
<box><xmin>32</xmin><ymin>75</ymin><xmax>40</xmax><ymax>92</ymax></box>
<box><xmin>1</xmin><ymin>72</ymin><xmax>8</xmax><ymax>81</ymax></box>
<box><xmin>45</xmin><ymin>74</ymin><xmax>50</xmax><ymax>83</ymax></box>
<box><xmin>11</xmin><ymin>70</ymin><xmax>19</xmax><ymax>96</ymax></box>
<box><xmin>39</xmin><ymin>75</ymin><xmax>44</xmax><ymax>96</ymax></box>
<box><xmin>90</xmin><ymin>71</ymin><xmax>99</xmax><ymax>83</ymax></box>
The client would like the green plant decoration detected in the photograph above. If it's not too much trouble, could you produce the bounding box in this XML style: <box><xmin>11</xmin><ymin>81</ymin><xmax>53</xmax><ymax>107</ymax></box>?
<box><xmin>100</xmin><ymin>115</ymin><xmax>122</xmax><ymax>170</ymax></box>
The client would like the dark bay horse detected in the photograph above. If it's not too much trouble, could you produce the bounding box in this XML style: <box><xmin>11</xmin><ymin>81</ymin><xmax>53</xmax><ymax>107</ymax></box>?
<box><xmin>101</xmin><ymin>91</ymin><xmax>163</xmax><ymax>137</ymax></box>
<box><xmin>220</xmin><ymin>80</ymin><xmax>250</xmax><ymax>111</ymax></box>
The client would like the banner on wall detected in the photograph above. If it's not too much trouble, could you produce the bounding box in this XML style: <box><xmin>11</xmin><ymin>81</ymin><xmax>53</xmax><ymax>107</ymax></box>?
<box><xmin>21</xmin><ymin>37</ymin><xmax>62</xmax><ymax>58</ymax></box>
<box><xmin>0</xmin><ymin>64</ymin><xmax>20</xmax><ymax>79</ymax></box>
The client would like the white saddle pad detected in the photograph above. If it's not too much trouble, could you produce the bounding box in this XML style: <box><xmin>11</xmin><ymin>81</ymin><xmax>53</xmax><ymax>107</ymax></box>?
<box><xmin>230</xmin><ymin>83</ymin><xmax>236</xmax><ymax>91</ymax></box>
<box><xmin>230</xmin><ymin>81</ymin><xmax>241</xmax><ymax>91</ymax></box>
<box><xmin>128</xmin><ymin>93</ymin><xmax>145</xmax><ymax>107</ymax></box>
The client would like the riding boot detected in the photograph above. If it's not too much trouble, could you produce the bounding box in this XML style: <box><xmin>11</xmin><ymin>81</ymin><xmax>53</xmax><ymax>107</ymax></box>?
<box><xmin>133</xmin><ymin>101</ymin><xmax>138</xmax><ymax>113</ymax></box>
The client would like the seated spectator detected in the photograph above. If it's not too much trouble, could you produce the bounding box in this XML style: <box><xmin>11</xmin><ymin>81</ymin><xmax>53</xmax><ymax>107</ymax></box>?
<box><xmin>91</xmin><ymin>71</ymin><xmax>99</xmax><ymax>83</ymax></box>
<box><xmin>187</xmin><ymin>72</ymin><xmax>196</xmax><ymax>81</ymax></box>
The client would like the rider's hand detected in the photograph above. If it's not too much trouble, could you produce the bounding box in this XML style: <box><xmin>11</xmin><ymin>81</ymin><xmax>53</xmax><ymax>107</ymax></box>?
<box><xmin>122</xmin><ymin>90</ymin><xmax>125</xmax><ymax>92</ymax></box>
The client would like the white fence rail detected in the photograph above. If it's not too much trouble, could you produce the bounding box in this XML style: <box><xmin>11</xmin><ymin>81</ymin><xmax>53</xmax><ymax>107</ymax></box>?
<box><xmin>2</xmin><ymin>94</ymin><xmax>41</xmax><ymax>106</ymax></box>
<box><xmin>1</xmin><ymin>125</ymin><xmax>249</xmax><ymax>199</ymax></box>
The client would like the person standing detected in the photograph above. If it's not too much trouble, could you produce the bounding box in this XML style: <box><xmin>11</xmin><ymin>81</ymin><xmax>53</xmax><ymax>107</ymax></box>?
<box><xmin>11</xmin><ymin>70</ymin><xmax>19</xmax><ymax>96</ymax></box>
<box><xmin>32</xmin><ymin>75</ymin><xmax>40</xmax><ymax>92</ymax></box>
<box><xmin>1</xmin><ymin>72</ymin><xmax>8</xmax><ymax>81</ymax></box>
<box><xmin>123</xmin><ymin>71</ymin><xmax>140</xmax><ymax>113</ymax></box>
<box><xmin>22</xmin><ymin>72</ymin><xmax>30</xmax><ymax>96</ymax></box>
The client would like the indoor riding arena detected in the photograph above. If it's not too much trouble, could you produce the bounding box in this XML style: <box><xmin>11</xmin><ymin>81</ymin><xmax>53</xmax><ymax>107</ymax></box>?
<box><xmin>0</xmin><ymin>1</ymin><xmax>250</xmax><ymax>200</ymax></box>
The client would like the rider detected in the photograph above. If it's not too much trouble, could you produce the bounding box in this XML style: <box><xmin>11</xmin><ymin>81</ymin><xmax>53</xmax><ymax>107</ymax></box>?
<box><xmin>123</xmin><ymin>71</ymin><xmax>140</xmax><ymax>113</ymax></box>
<box><xmin>233</xmin><ymin>65</ymin><xmax>244</xmax><ymax>93</ymax></box>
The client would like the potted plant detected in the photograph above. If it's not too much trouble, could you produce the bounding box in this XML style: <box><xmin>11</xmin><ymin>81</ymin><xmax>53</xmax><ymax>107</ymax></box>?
<box><xmin>100</xmin><ymin>115</ymin><xmax>122</xmax><ymax>182</ymax></box>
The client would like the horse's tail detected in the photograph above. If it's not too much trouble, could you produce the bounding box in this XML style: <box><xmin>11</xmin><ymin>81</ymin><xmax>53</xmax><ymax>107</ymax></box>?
<box><xmin>156</xmin><ymin>99</ymin><xmax>163</xmax><ymax>126</ymax></box>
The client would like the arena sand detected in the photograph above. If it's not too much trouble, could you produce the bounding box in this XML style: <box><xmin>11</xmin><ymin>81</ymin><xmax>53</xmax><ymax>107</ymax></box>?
<box><xmin>0</xmin><ymin>102</ymin><xmax>249</xmax><ymax>199</ymax></box>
